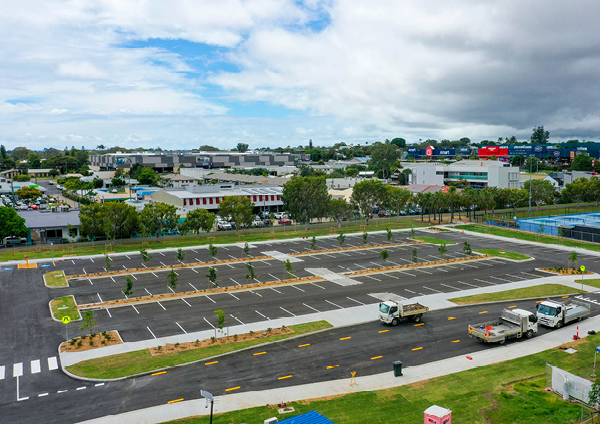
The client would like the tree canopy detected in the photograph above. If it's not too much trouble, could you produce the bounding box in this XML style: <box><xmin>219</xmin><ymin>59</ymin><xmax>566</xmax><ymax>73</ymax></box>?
<box><xmin>530</xmin><ymin>125</ymin><xmax>550</xmax><ymax>144</ymax></box>
<box><xmin>282</xmin><ymin>176</ymin><xmax>330</xmax><ymax>230</ymax></box>
<box><xmin>0</xmin><ymin>206</ymin><xmax>27</xmax><ymax>241</ymax></box>
<box><xmin>139</xmin><ymin>202</ymin><xmax>178</xmax><ymax>240</ymax></box>
<box><xmin>15</xmin><ymin>186</ymin><xmax>42</xmax><ymax>199</ymax></box>
<box><xmin>571</xmin><ymin>153</ymin><xmax>593</xmax><ymax>171</ymax></box>
<box><xmin>218</xmin><ymin>195</ymin><xmax>254</xmax><ymax>234</ymax></box>
<box><xmin>183</xmin><ymin>208</ymin><xmax>216</xmax><ymax>235</ymax></box>
<box><xmin>350</xmin><ymin>179</ymin><xmax>388</xmax><ymax>225</ymax></box>
<box><xmin>369</xmin><ymin>142</ymin><xmax>399</xmax><ymax>179</ymax></box>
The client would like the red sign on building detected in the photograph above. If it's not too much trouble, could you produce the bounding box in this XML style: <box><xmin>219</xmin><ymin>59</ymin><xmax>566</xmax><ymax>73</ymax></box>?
<box><xmin>477</xmin><ymin>146</ymin><xmax>508</xmax><ymax>157</ymax></box>
<box><xmin>425</xmin><ymin>146</ymin><xmax>433</xmax><ymax>157</ymax></box>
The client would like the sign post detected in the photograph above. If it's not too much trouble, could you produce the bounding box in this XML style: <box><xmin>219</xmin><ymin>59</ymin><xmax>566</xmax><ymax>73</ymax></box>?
<box><xmin>200</xmin><ymin>390</ymin><xmax>214</xmax><ymax>424</ymax></box>
<box><xmin>580</xmin><ymin>265</ymin><xmax>586</xmax><ymax>290</ymax></box>
<box><xmin>62</xmin><ymin>316</ymin><xmax>71</xmax><ymax>351</ymax></box>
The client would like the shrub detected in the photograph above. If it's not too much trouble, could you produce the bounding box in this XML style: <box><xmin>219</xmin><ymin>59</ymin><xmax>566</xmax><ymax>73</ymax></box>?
<box><xmin>89</xmin><ymin>340</ymin><xmax>94</xmax><ymax>346</ymax></box>
<box><xmin>267</xmin><ymin>327</ymin><xmax>272</xmax><ymax>333</ymax></box>
<box><xmin>101</xmin><ymin>340</ymin><xmax>106</xmax><ymax>345</ymax></box>
<box><xmin>175</xmin><ymin>342</ymin><xmax>180</xmax><ymax>347</ymax></box>
<box><xmin>70</xmin><ymin>338</ymin><xmax>77</xmax><ymax>345</ymax></box>
<box><xmin>211</xmin><ymin>336</ymin><xmax>216</xmax><ymax>343</ymax></box>
<box><xmin>77</xmin><ymin>340</ymin><xmax>83</xmax><ymax>347</ymax></box>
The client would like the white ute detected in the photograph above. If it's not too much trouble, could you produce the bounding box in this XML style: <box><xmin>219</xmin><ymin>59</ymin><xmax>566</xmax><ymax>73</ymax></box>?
<box><xmin>378</xmin><ymin>301</ymin><xmax>429</xmax><ymax>326</ymax></box>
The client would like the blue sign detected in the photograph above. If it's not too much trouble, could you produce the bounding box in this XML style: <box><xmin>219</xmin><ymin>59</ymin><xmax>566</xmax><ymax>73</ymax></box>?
<box><xmin>458</xmin><ymin>146</ymin><xmax>471</xmax><ymax>153</ymax></box>
<box><xmin>509</xmin><ymin>145</ymin><xmax>533</xmax><ymax>153</ymax></box>
<box><xmin>553</xmin><ymin>150</ymin><xmax>561</xmax><ymax>157</ymax></box>
<box><xmin>534</xmin><ymin>146</ymin><xmax>545</xmax><ymax>153</ymax></box>
<box><xmin>41</xmin><ymin>264</ymin><xmax>52</xmax><ymax>267</ymax></box>
<box><xmin>3</xmin><ymin>267</ymin><xmax>14</xmax><ymax>271</ymax></box>
<box><xmin>434</xmin><ymin>149</ymin><xmax>455</xmax><ymax>156</ymax></box>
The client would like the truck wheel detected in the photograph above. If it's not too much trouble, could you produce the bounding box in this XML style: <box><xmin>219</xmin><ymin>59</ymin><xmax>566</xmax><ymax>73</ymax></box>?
<box><xmin>526</xmin><ymin>330</ymin><xmax>533</xmax><ymax>339</ymax></box>
<box><xmin>413</xmin><ymin>315</ymin><xmax>422</xmax><ymax>323</ymax></box>
<box><xmin>556</xmin><ymin>321</ymin><xmax>563</xmax><ymax>329</ymax></box>
<box><xmin>391</xmin><ymin>318</ymin><xmax>398</xmax><ymax>326</ymax></box>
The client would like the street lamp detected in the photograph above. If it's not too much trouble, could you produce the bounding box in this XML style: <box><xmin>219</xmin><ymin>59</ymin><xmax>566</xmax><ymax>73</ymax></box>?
<box><xmin>200</xmin><ymin>390</ymin><xmax>214</xmax><ymax>424</ymax></box>
<box><xmin>51</xmin><ymin>242</ymin><xmax>54</xmax><ymax>264</ymax></box>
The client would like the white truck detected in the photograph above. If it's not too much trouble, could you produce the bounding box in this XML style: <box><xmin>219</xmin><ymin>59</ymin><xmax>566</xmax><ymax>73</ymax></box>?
<box><xmin>536</xmin><ymin>299</ymin><xmax>590</xmax><ymax>328</ymax></box>
<box><xmin>378</xmin><ymin>301</ymin><xmax>429</xmax><ymax>325</ymax></box>
<box><xmin>468</xmin><ymin>308</ymin><xmax>538</xmax><ymax>344</ymax></box>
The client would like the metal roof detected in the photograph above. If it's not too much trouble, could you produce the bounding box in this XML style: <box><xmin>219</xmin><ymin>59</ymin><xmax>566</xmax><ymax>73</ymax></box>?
<box><xmin>18</xmin><ymin>210</ymin><xmax>81</xmax><ymax>229</ymax></box>
<box><xmin>424</xmin><ymin>405</ymin><xmax>452</xmax><ymax>417</ymax></box>
<box><xmin>279</xmin><ymin>411</ymin><xmax>335</xmax><ymax>424</ymax></box>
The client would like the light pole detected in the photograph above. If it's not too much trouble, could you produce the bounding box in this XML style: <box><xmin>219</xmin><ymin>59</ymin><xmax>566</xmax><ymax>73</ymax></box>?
<box><xmin>200</xmin><ymin>390</ymin><xmax>214</xmax><ymax>424</ymax></box>
<box><xmin>528</xmin><ymin>155</ymin><xmax>533</xmax><ymax>218</ymax></box>
<box><xmin>51</xmin><ymin>242</ymin><xmax>54</xmax><ymax>264</ymax></box>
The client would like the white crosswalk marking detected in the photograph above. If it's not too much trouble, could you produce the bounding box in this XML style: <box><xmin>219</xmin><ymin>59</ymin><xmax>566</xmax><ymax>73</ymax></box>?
<box><xmin>31</xmin><ymin>359</ymin><xmax>41</xmax><ymax>374</ymax></box>
<box><xmin>0</xmin><ymin>365</ymin><xmax>5</xmax><ymax>379</ymax></box>
<box><xmin>48</xmin><ymin>357</ymin><xmax>58</xmax><ymax>371</ymax></box>
<box><xmin>13</xmin><ymin>362</ymin><xmax>23</xmax><ymax>377</ymax></box>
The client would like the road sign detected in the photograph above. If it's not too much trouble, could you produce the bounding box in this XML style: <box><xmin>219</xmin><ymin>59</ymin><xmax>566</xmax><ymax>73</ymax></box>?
<box><xmin>580</xmin><ymin>265</ymin><xmax>586</xmax><ymax>272</ymax></box>
<box><xmin>201</xmin><ymin>390</ymin><xmax>213</xmax><ymax>401</ymax></box>
<box><xmin>62</xmin><ymin>316</ymin><xmax>71</xmax><ymax>324</ymax></box>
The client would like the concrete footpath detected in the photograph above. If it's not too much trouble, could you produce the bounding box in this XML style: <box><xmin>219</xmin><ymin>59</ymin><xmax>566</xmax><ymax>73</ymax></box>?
<box><xmin>74</xmin><ymin>273</ymin><xmax>600</xmax><ymax>424</ymax></box>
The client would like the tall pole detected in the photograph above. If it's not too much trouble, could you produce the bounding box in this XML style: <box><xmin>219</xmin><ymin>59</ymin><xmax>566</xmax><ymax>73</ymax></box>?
<box><xmin>210</xmin><ymin>399</ymin><xmax>214</xmax><ymax>424</ymax></box>
<box><xmin>528</xmin><ymin>156</ymin><xmax>532</xmax><ymax>218</ymax></box>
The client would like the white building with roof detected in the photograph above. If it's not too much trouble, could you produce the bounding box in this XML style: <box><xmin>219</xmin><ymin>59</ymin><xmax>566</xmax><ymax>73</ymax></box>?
<box><xmin>151</xmin><ymin>183</ymin><xmax>283</xmax><ymax>215</ymax></box>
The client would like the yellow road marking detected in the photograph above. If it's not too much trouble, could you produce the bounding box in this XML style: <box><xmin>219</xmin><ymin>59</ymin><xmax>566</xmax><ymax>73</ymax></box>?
<box><xmin>253</xmin><ymin>351</ymin><xmax>266</xmax><ymax>356</ymax></box>
<box><xmin>479</xmin><ymin>311</ymin><xmax>488</xmax><ymax>314</ymax></box>
<box><xmin>205</xmin><ymin>361</ymin><xmax>218</xmax><ymax>365</ymax></box>
<box><xmin>448</xmin><ymin>317</ymin><xmax>457</xmax><ymax>320</ymax></box>
<box><xmin>225</xmin><ymin>386</ymin><xmax>240</xmax><ymax>392</ymax></box>
<box><xmin>379</xmin><ymin>330</ymin><xmax>389</xmax><ymax>333</ymax></box>
<box><xmin>508</xmin><ymin>305</ymin><xmax>517</xmax><ymax>308</ymax></box>
<box><xmin>562</xmin><ymin>296</ymin><xmax>569</xmax><ymax>298</ymax></box>
<box><xmin>278</xmin><ymin>375</ymin><xmax>293</xmax><ymax>380</ymax></box>
<box><xmin>326</xmin><ymin>365</ymin><xmax>339</xmax><ymax>369</ymax></box>
<box><xmin>414</xmin><ymin>323</ymin><xmax>424</xmax><ymax>326</ymax></box>
<box><xmin>340</xmin><ymin>337</ymin><xmax>351</xmax><ymax>340</ymax></box>
<box><xmin>451</xmin><ymin>340</ymin><xmax>460</xmax><ymax>343</ymax></box>
<box><xmin>412</xmin><ymin>347</ymin><xmax>423</xmax><ymax>351</ymax></box>
<box><xmin>371</xmin><ymin>356</ymin><xmax>383</xmax><ymax>360</ymax></box>
<box><xmin>168</xmin><ymin>398</ymin><xmax>184</xmax><ymax>404</ymax></box>
<box><xmin>151</xmin><ymin>371</ymin><xmax>167</xmax><ymax>376</ymax></box>
<box><xmin>298</xmin><ymin>344</ymin><xmax>310</xmax><ymax>347</ymax></box>
<box><xmin>536</xmin><ymin>300</ymin><xmax>544</xmax><ymax>303</ymax></box>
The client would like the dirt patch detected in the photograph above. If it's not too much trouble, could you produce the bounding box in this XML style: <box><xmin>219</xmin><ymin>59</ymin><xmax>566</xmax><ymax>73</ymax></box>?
<box><xmin>148</xmin><ymin>327</ymin><xmax>293</xmax><ymax>356</ymax></box>
<box><xmin>60</xmin><ymin>330</ymin><xmax>122</xmax><ymax>353</ymax></box>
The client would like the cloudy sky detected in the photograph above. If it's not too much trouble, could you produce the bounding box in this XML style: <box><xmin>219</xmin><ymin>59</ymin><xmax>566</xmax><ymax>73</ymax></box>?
<box><xmin>1</xmin><ymin>0</ymin><xmax>600</xmax><ymax>151</ymax></box>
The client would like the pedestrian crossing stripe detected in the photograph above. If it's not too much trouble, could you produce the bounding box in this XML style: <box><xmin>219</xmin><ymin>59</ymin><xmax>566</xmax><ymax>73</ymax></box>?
<box><xmin>0</xmin><ymin>357</ymin><xmax>58</xmax><ymax>379</ymax></box>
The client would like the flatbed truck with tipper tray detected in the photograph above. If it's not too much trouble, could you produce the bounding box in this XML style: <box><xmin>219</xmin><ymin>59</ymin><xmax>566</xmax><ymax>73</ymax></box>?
<box><xmin>536</xmin><ymin>298</ymin><xmax>590</xmax><ymax>328</ymax></box>
<box><xmin>468</xmin><ymin>308</ymin><xmax>538</xmax><ymax>344</ymax></box>
<box><xmin>378</xmin><ymin>301</ymin><xmax>429</xmax><ymax>326</ymax></box>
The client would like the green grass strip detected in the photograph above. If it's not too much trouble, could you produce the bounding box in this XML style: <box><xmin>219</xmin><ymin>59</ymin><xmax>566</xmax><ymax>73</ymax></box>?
<box><xmin>44</xmin><ymin>270</ymin><xmax>68</xmax><ymax>287</ymax></box>
<box><xmin>50</xmin><ymin>295</ymin><xmax>81</xmax><ymax>321</ymax></box>
<box><xmin>449</xmin><ymin>284</ymin><xmax>584</xmax><ymax>305</ymax></box>
<box><xmin>414</xmin><ymin>236</ymin><xmax>456</xmax><ymax>245</ymax></box>
<box><xmin>66</xmin><ymin>321</ymin><xmax>333</xmax><ymax>379</ymax></box>
<box><xmin>473</xmin><ymin>249</ymin><xmax>531</xmax><ymax>261</ymax></box>
<box><xmin>576</xmin><ymin>278</ymin><xmax>600</xmax><ymax>289</ymax></box>
<box><xmin>163</xmin><ymin>332</ymin><xmax>600</xmax><ymax>424</ymax></box>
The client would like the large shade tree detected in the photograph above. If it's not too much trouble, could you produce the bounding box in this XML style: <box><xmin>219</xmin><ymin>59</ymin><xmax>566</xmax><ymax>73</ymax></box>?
<box><xmin>218</xmin><ymin>195</ymin><xmax>254</xmax><ymax>235</ymax></box>
<box><xmin>140</xmin><ymin>202</ymin><xmax>178</xmax><ymax>240</ymax></box>
<box><xmin>282</xmin><ymin>176</ymin><xmax>330</xmax><ymax>230</ymax></box>
<box><xmin>350</xmin><ymin>179</ymin><xmax>388</xmax><ymax>225</ymax></box>
<box><xmin>0</xmin><ymin>206</ymin><xmax>27</xmax><ymax>241</ymax></box>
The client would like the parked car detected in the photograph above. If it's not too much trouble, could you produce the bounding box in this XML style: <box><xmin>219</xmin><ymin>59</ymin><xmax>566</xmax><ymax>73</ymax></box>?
<box><xmin>274</xmin><ymin>212</ymin><xmax>287</xmax><ymax>219</ymax></box>
<box><xmin>278</xmin><ymin>218</ymin><xmax>292</xmax><ymax>225</ymax></box>
<box><xmin>217</xmin><ymin>221</ymin><xmax>232</xmax><ymax>231</ymax></box>
<box><xmin>48</xmin><ymin>181</ymin><xmax>54</xmax><ymax>185</ymax></box>
<box><xmin>252</xmin><ymin>219</ymin><xmax>265</xmax><ymax>228</ymax></box>
<box><xmin>378</xmin><ymin>210</ymin><xmax>391</xmax><ymax>217</ymax></box>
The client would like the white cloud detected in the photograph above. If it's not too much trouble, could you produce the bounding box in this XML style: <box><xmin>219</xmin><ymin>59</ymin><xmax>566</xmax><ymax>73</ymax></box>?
<box><xmin>57</xmin><ymin>61</ymin><xmax>107</xmax><ymax>80</ymax></box>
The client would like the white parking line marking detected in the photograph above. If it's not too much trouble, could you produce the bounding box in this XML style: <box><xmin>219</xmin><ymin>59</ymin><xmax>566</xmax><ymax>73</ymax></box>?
<box><xmin>97</xmin><ymin>293</ymin><xmax>103</xmax><ymax>303</ymax></box>
<box><xmin>48</xmin><ymin>356</ymin><xmax>58</xmax><ymax>371</ymax></box>
<box><xmin>130</xmin><ymin>274</ymin><xmax>137</xmax><ymax>281</ymax></box>
<box><xmin>168</xmin><ymin>287</ymin><xmax>175</xmax><ymax>293</ymax></box>
<box><xmin>353</xmin><ymin>250</ymin><xmax>366</xmax><ymax>255</ymax></box>
<box><xmin>230</xmin><ymin>278</ymin><xmax>241</xmax><ymax>286</ymax></box>
<box><xmin>290</xmin><ymin>285</ymin><xmax>305</xmax><ymax>292</ymax></box>
<box><xmin>159</xmin><ymin>252</ymin><xmax>166</xmax><ymax>256</ymax></box>
<box><xmin>205</xmin><ymin>295</ymin><xmax>216</xmax><ymax>303</ymax></box>
<box><xmin>72</xmin><ymin>260</ymin><xmax>76</xmax><ymax>264</ymax></box>
<box><xmin>176</xmin><ymin>322</ymin><xmax>187</xmax><ymax>334</ymax></box>
<box><xmin>195</xmin><ymin>258</ymin><xmax>202</xmax><ymax>263</ymax></box>
<box><xmin>0</xmin><ymin>365</ymin><xmax>5</xmax><ymax>379</ymax></box>
<box><xmin>474</xmin><ymin>278</ymin><xmax>496</xmax><ymax>285</ymax></box>
<box><xmin>405</xmin><ymin>289</ymin><xmax>416</xmax><ymax>294</ymax></box>
<box><xmin>505</xmin><ymin>274</ymin><xmax>527</xmax><ymax>280</ymax></box>
<box><xmin>280</xmin><ymin>307</ymin><xmax>296</xmax><ymax>316</ymax></box>
<box><xmin>370</xmin><ymin>261</ymin><xmax>384</xmax><ymax>267</ymax></box>
<box><xmin>132</xmin><ymin>305</ymin><xmax>140</xmax><ymax>314</ymax></box>
<box><xmin>90</xmin><ymin>258</ymin><xmax>94</xmax><ymax>263</ymax></box>
<box><xmin>255</xmin><ymin>310</ymin><xmax>270</xmax><ymax>320</ymax></box>
<box><xmin>57</xmin><ymin>390</ymin><xmax>68</xmax><ymax>394</ymax></box>
<box><xmin>384</xmin><ymin>273</ymin><xmax>400</xmax><ymax>279</ymax></box>
<box><xmin>308</xmin><ymin>255</ymin><xmax>321</xmax><ymax>260</ymax></box>
<box><xmin>151</xmin><ymin>272</ymin><xmax>158</xmax><ymax>278</ymax></box>
<box><xmin>229</xmin><ymin>293</ymin><xmax>240</xmax><ymax>300</ymax></box>
<box><xmin>347</xmin><ymin>297</ymin><xmax>365</xmax><ymax>305</ymax></box>
<box><xmin>203</xmin><ymin>317</ymin><xmax>215</xmax><ymax>328</ymax></box>
<box><xmin>489</xmin><ymin>275</ymin><xmax>513</xmax><ymax>283</ymax></box>
<box><xmin>38</xmin><ymin>393</ymin><xmax>48</xmax><ymax>397</ymax></box>
<box><xmin>440</xmin><ymin>283</ymin><xmax>461</xmax><ymax>291</ymax></box>
<box><xmin>76</xmin><ymin>386</ymin><xmax>86</xmax><ymax>391</ymax></box>
<box><xmin>422</xmin><ymin>285</ymin><xmax>442</xmax><ymax>293</ymax></box>
<box><xmin>142</xmin><ymin>263</ymin><xmax>147</xmax><ymax>268</ymax></box>
<box><xmin>88</xmin><ymin>279</ymin><xmax>93</xmax><ymax>285</ymax></box>
<box><xmin>225</xmin><ymin>263</ymin><xmax>235</xmax><ymax>269</ymax></box>
<box><xmin>191</xmin><ymin>268</ymin><xmax>199</xmax><ymax>273</ymax></box>
<box><xmin>126</xmin><ymin>255</ymin><xmax>131</xmax><ymax>260</ymax></box>
<box><xmin>397</xmin><ymin>270</ymin><xmax>416</xmax><ymax>277</ymax></box>
<box><xmin>145</xmin><ymin>288</ymin><xmax>152</xmax><ymax>295</ymax></box>
<box><xmin>160</xmin><ymin>261</ymin><xmax>167</xmax><ymax>267</ymax></box>
<box><xmin>105</xmin><ymin>308</ymin><xmax>112</xmax><ymax>318</ymax></box>
<box><xmin>270</xmin><ymin>287</ymin><xmax>283</xmax><ymax>294</ymax></box>
<box><xmin>414</xmin><ymin>269</ymin><xmax>432</xmax><ymax>274</ymax></box>
<box><xmin>249</xmin><ymin>290</ymin><xmax>262</xmax><ymax>297</ymax></box>
<box><xmin>289</xmin><ymin>249</ymin><xmax>300</xmax><ymax>253</ymax></box>
<box><xmin>520</xmin><ymin>272</ymin><xmax>541</xmax><ymax>278</ymax></box>
<box><xmin>354</xmin><ymin>263</ymin><xmax>368</xmax><ymax>269</ymax></box>
<box><xmin>322</xmin><ymin>253</ymin><xmax>337</xmax><ymax>258</ymax></box>
<box><xmin>191</xmin><ymin>249</ymin><xmax>198</xmax><ymax>253</ymax></box>
<box><xmin>231</xmin><ymin>314</ymin><xmax>244</xmax><ymax>324</ymax></box>
<box><xmin>457</xmin><ymin>280</ymin><xmax>480</xmax><ymax>288</ymax></box>
<box><xmin>362</xmin><ymin>275</ymin><xmax>381</xmax><ymax>281</ymax></box>
<box><xmin>268</xmin><ymin>273</ymin><xmax>280</xmax><ymax>281</ymax></box>
<box><xmin>311</xmin><ymin>282</ymin><xmax>326</xmax><ymax>289</ymax></box>
<box><xmin>157</xmin><ymin>302</ymin><xmax>166</xmax><ymax>310</ymax></box>
<box><xmin>110</xmin><ymin>276</ymin><xmax>116</xmax><ymax>282</ymax></box>
<box><xmin>229</xmin><ymin>255</ymin><xmax>237</xmax><ymax>259</ymax></box>
<box><xmin>189</xmin><ymin>283</ymin><xmax>199</xmax><ymax>291</ymax></box>
<box><xmin>221</xmin><ymin>246</ymin><xmax>230</xmax><ymax>250</ymax></box>
<box><xmin>82</xmin><ymin>268</ymin><xmax>86</xmax><ymax>274</ymax></box>
<box><xmin>254</xmin><ymin>277</ymin><xmax>263</xmax><ymax>284</ymax></box>
<box><xmin>182</xmin><ymin>298</ymin><xmax>192</xmax><ymax>307</ymax></box>
<box><xmin>325</xmin><ymin>300</ymin><xmax>344</xmax><ymax>309</ymax></box>
<box><xmin>303</xmin><ymin>303</ymin><xmax>320</xmax><ymax>312</ymax></box>
<box><xmin>122</xmin><ymin>265</ymin><xmax>127</xmax><ymax>270</ymax></box>
<box><xmin>95</xmin><ymin>383</ymin><xmax>104</xmax><ymax>387</ymax></box>
<box><xmin>147</xmin><ymin>327</ymin><xmax>157</xmax><ymax>339</ymax></box>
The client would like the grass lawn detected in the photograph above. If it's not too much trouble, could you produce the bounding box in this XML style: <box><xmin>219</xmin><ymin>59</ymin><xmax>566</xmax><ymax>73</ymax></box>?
<box><xmin>66</xmin><ymin>321</ymin><xmax>332</xmax><ymax>379</ymax></box>
<box><xmin>2</xmin><ymin>219</ymin><xmax>430</xmax><ymax>262</ymax></box>
<box><xmin>449</xmin><ymin>284</ymin><xmax>585</xmax><ymax>305</ymax></box>
<box><xmin>414</xmin><ymin>236</ymin><xmax>456</xmax><ymax>245</ymax></box>
<box><xmin>44</xmin><ymin>270</ymin><xmax>68</xmax><ymax>287</ymax></box>
<box><xmin>164</xmin><ymin>333</ymin><xmax>600</xmax><ymax>424</ymax></box>
<box><xmin>577</xmin><ymin>279</ymin><xmax>600</xmax><ymax>289</ymax></box>
<box><xmin>50</xmin><ymin>295</ymin><xmax>81</xmax><ymax>321</ymax></box>
<box><xmin>474</xmin><ymin>249</ymin><xmax>531</xmax><ymax>261</ymax></box>
<box><xmin>457</xmin><ymin>224</ymin><xmax>600</xmax><ymax>254</ymax></box>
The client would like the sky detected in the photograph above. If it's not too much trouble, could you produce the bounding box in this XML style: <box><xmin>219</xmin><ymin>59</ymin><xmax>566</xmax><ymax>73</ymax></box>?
<box><xmin>2</xmin><ymin>0</ymin><xmax>600</xmax><ymax>151</ymax></box>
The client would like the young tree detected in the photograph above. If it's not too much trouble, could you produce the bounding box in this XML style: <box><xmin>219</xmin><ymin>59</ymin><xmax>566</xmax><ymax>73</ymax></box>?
<box><xmin>568</xmin><ymin>251</ymin><xmax>578</xmax><ymax>269</ymax></box>
<box><xmin>362</xmin><ymin>231</ymin><xmax>368</xmax><ymax>245</ymax></box>
<box><xmin>411</xmin><ymin>248</ymin><xmax>419</xmax><ymax>263</ymax></box>
<box><xmin>245</xmin><ymin>261</ymin><xmax>256</xmax><ymax>282</ymax></box>
<box><xmin>218</xmin><ymin>195</ymin><xmax>254</xmax><ymax>235</ymax></box>
<box><xmin>184</xmin><ymin>208</ymin><xmax>216</xmax><ymax>236</ymax></box>
<box><xmin>386</xmin><ymin>228</ymin><xmax>392</xmax><ymax>241</ymax></box>
<box><xmin>537</xmin><ymin>221</ymin><xmax>545</xmax><ymax>241</ymax></box>
<box><xmin>105</xmin><ymin>254</ymin><xmax>111</xmax><ymax>271</ymax></box>
<box><xmin>176</xmin><ymin>248</ymin><xmax>186</xmax><ymax>262</ymax></box>
<box><xmin>140</xmin><ymin>248</ymin><xmax>151</xmax><ymax>263</ymax></box>
<box><xmin>139</xmin><ymin>202</ymin><xmax>178</xmax><ymax>241</ymax></box>
<box><xmin>79</xmin><ymin>310</ymin><xmax>96</xmax><ymax>336</ymax></box>
<box><xmin>167</xmin><ymin>268</ymin><xmax>178</xmax><ymax>291</ymax></box>
<box><xmin>351</xmin><ymin>179</ymin><xmax>388</xmax><ymax>225</ymax></box>
<box><xmin>0</xmin><ymin>206</ymin><xmax>27</xmax><ymax>241</ymax></box>
<box><xmin>328</xmin><ymin>198</ymin><xmax>352</xmax><ymax>228</ymax></box>
<box><xmin>214</xmin><ymin>309</ymin><xmax>225</xmax><ymax>330</ymax></box>
<box><xmin>206</xmin><ymin>267</ymin><xmax>218</xmax><ymax>288</ymax></box>
<box><xmin>438</xmin><ymin>243</ymin><xmax>447</xmax><ymax>259</ymax></box>
<box><xmin>463</xmin><ymin>241</ymin><xmax>472</xmax><ymax>255</ymax></box>
<box><xmin>283</xmin><ymin>259</ymin><xmax>293</xmax><ymax>279</ymax></box>
<box><xmin>282</xmin><ymin>176</ymin><xmax>331</xmax><ymax>230</ymax></box>
<box><xmin>243</xmin><ymin>242</ymin><xmax>250</xmax><ymax>257</ymax></box>
<box><xmin>123</xmin><ymin>276</ymin><xmax>134</xmax><ymax>296</ymax></box>
<box><xmin>310</xmin><ymin>236</ymin><xmax>317</xmax><ymax>250</ymax></box>
<box><xmin>337</xmin><ymin>233</ymin><xmax>346</xmax><ymax>246</ymax></box>
<box><xmin>380</xmin><ymin>249</ymin><xmax>389</xmax><ymax>262</ymax></box>
<box><xmin>208</xmin><ymin>243</ymin><xmax>218</xmax><ymax>259</ymax></box>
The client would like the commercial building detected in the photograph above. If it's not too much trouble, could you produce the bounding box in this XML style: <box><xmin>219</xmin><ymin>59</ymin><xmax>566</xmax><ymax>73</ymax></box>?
<box><xmin>406</xmin><ymin>160</ymin><xmax>521</xmax><ymax>189</ymax></box>
<box><xmin>151</xmin><ymin>183</ymin><xmax>283</xmax><ymax>215</ymax></box>
<box><xmin>18</xmin><ymin>210</ymin><xmax>81</xmax><ymax>243</ymax></box>
<box><xmin>90</xmin><ymin>152</ymin><xmax>297</xmax><ymax>172</ymax></box>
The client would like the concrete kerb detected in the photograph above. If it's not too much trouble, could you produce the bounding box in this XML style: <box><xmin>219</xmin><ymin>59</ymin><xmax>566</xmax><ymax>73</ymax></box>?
<box><xmin>43</xmin><ymin>270</ymin><xmax>68</xmax><ymax>288</ymax></box>
<box><xmin>76</xmin><ymin>314</ymin><xmax>600</xmax><ymax>424</ymax></box>
<box><xmin>48</xmin><ymin>295</ymin><xmax>82</xmax><ymax>323</ymax></box>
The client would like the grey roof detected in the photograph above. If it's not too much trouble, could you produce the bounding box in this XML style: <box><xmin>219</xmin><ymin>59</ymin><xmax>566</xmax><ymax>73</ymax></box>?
<box><xmin>203</xmin><ymin>172</ymin><xmax>290</xmax><ymax>185</ymax></box>
<box><xmin>18</xmin><ymin>210</ymin><xmax>81</xmax><ymax>229</ymax></box>
<box><xmin>164</xmin><ymin>173</ymin><xmax>199</xmax><ymax>181</ymax></box>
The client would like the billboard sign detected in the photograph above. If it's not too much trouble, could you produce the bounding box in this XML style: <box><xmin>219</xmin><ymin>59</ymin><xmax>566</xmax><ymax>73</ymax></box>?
<box><xmin>425</xmin><ymin>146</ymin><xmax>433</xmax><ymax>157</ymax></box>
<box><xmin>435</xmin><ymin>149</ymin><xmax>455</xmax><ymax>156</ymax></box>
